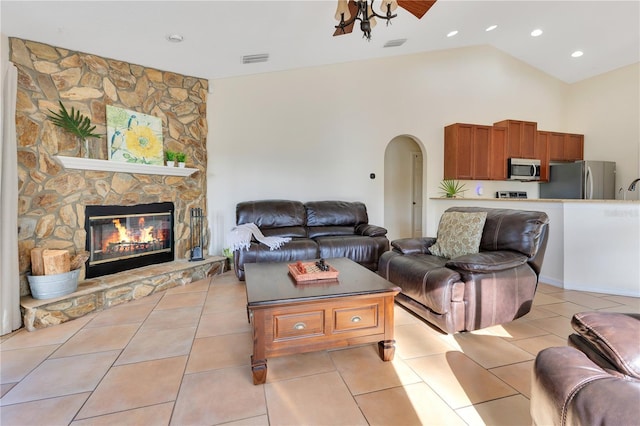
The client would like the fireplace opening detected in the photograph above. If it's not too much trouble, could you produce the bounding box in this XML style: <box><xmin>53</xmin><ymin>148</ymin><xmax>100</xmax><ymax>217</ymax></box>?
<box><xmin>85</xmin><ymin>202</ymin><xmax>174</xmax><ymax>278</ymax></box>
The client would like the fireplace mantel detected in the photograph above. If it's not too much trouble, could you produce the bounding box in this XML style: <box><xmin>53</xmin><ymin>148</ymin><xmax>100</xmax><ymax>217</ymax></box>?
<box><xmin>54</xmin><ymin>156</ymin><xmax>198</xmax><ymax>177</ymax></box>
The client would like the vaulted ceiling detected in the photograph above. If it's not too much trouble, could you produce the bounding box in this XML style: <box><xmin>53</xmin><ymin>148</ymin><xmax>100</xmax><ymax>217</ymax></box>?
<box><xmin>2</xmin><ymin>1</ymin><xmax>639</xmax><ymax>84</ymax></box>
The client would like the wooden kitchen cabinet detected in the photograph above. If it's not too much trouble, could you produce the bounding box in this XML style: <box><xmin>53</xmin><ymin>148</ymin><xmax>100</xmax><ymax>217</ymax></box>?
<box><xmin>444</xmin><ymin>123</ymin><xmax>491</xmax><ymax>180</ymax></box>
<box><xmin>493</xmin><ymin>119</ymin><xmax>538</xmax><ymax>159</ymax></box>
<box><xmin>536</xmin><ymin>131</ymin><xmax>550</xmax><ymax>182</ymax></box>
<box><xmin>548</xmin><ymin>132</ymin><xmax>584</xmax><ymax>162</ymax></box>
<box><xmin>564</xmin><ymin>133</ymin><xmax>584</xmax><ymax>161</ymax></box>
<box><xmin>490</xmin><ymin>126</ymin><xmax>508</xmax><ymax>180</ymax></box>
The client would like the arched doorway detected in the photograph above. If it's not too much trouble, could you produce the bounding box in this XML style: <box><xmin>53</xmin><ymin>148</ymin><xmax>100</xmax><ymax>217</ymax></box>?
<box><xmin>383</xmin><ymin>135</ymin><xmax>425</xmax><ymax>242</ymax></box>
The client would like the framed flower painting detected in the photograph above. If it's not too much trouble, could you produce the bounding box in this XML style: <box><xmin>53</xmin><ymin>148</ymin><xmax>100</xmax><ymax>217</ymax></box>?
<box><xmin>106</xmin><ymin>105</ymin><xmax>164</xmax><ymax>165</ymax></box>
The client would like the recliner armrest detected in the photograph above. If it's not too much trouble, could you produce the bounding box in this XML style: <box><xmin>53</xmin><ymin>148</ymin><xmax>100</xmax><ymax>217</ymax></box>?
<box><xmin>531</xmin><ymin>346</ymin><xmax>618</xmax><ymax>426</ymax></box>
<box><xmin>446</xmin><ymin>251</ymin><xmax>528</xmax><ymax>273</ymax></box>
<box><xmin>391</xmin><ymin>237</ymin><xmax>436</xmax><ymax>255</ymax></box>
<box><xmin>570</xmin><ymin>312</ymin><xmax>640</xmax><ymax>379</ymax></box>
<box><xmin>355</xmin><ymin>223</ymin><xmax>388</xmax><ymax>237</ymax></box>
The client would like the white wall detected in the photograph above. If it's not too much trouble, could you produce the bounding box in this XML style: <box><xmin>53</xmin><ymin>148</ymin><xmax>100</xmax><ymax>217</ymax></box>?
<box><xmin>207</xmin><ymin>45</ymin><xmax>569</xmax><ymax>253</ymax></box>
<box><xmin>207</xmin><ymin>45</ymin><xmax>639</xmax><ymax>258</ymax></box>
<box><xmin>567</xmin><ymin>63</ymin><xmax>640</xmax><ymax>200</ymax></box>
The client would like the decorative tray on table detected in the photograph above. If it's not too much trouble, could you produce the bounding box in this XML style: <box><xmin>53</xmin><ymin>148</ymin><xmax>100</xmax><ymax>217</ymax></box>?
<box><xmin>288</xmin><ymin>259</ymin><xmax>339</xmax><ymax>283</ymax></box>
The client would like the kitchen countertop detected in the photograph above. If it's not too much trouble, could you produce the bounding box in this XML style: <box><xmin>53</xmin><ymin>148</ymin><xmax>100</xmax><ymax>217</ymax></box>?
<box><xmin>430</xmin><ymin>198</ymin><xmax>639</xmax><ymax>204</ymax></box>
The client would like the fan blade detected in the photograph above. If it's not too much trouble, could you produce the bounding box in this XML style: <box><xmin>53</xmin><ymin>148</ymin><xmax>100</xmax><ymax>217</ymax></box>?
<box><xmin>397</xmin><ymin>0</ymin><xmax>437</xmax><ymax>19</ymax></box>
<box><xmin>333</xmin><ymin>0</ymin><xmax>359</xmax><ymax>36</ymax></box>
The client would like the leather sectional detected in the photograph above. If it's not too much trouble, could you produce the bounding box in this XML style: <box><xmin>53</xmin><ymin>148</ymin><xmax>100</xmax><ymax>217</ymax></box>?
<box><xmin>233</xmin><ymin>200</ymin><xmax>389</xmax><ymax>280</ymax></box>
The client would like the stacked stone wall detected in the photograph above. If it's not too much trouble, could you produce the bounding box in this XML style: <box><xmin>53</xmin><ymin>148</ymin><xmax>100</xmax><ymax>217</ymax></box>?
<box><xmin>11</xmin><ymin>38</ymin><xmax>209</xmax><ymax>296</ymax></box>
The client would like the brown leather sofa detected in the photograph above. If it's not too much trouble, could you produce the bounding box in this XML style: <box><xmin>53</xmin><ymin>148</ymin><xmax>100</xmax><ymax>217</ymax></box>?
<box><xmin>531</xmin><ymin>311</ymin><xmax>640</xmax><ymax>426</ymax></box>
<box><xmin>233</xmin><ymin>200</ymin><xmax>389</xmax><ymax>280</ymax></box>
<box><xmin>377</xmin><ymin>207</ymin><xmax>549</xmax><ymax>333</ymax></box>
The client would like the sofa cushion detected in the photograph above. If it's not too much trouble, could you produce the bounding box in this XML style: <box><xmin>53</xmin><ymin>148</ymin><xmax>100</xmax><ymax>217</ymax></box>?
<box><xmin>236</xmin><ymin>200</ymin><xmax>306</xmax><ymax>228</ymax></box>
<box><xmin>446</xmin><ymin>251</ymin><xmax>528</xmax><ymax>273</ymax></box>
<box><xmin>429</xmin><ymin>211</ymin><xmax>487</xmax><ymax>259</ymax></box>
<box><xmin>305</xmin><ymin>201</ymin><xmax>368</xmax><ymax>227</ymax></box>
<box><xmin>261</xmin><ymin>226</ymin><xmax>307</xmax><ymax>238</ymax></box>
<box><xmin>307</xmin><ymin>226</ymin><xmax>355</xmax><ymax>238</ymax></box>
<box><xmin>315</xmin><ymin>235</ymin><xmax>388</xmax><ymax>265</ymax></box>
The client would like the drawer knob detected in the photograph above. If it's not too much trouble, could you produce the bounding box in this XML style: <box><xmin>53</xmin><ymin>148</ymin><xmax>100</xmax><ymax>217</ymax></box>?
<box><xmin>351</xmin><ymin>316</ymin><xmax>362</xmax><ymax>323</ymax></box>
<box><xmin>293</xmin><ymin>322</ymin><xmax>306</xmax><ymax>330</ymax></box>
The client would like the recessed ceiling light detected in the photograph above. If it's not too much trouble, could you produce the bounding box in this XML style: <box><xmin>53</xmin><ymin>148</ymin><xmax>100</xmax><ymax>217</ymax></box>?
<box><xmin>447</xmin><ymin>30</ymin><xmax>459</xmax><ymax>38</ymax></box>
<box><xmin>571</xmin><ymin>50</ymin><xmax>584</xmax><ymax>58</ymax></box>
<box><xmin>531</xmin><ymin>29</ymin><xmax>543</xmax><ymax>37</ymax></box>
<box><xmin>166</xmin><ymin>34</ymin><xmax>184</xmax><ymax>43</ymax></box>
<box><xmin>486</xmin><ymin>25</ymin><xmax>498</xmax><ymax>32</ymax></box>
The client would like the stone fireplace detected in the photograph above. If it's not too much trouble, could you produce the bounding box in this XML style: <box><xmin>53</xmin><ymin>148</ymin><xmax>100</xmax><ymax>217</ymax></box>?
<box><xmin>85</xmin><ymin>202</ymin><xmax>175</xmax><ymax>278</ymax></box>
<box><xmin>12</xmin><ymin>37</ymin><xmax>210</xmax><ymax>297</ymax></box>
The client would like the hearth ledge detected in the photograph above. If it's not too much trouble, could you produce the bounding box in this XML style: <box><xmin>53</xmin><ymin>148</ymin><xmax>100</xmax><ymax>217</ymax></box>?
<box><xmin>20</xmin><ymin>256</ymin><xmax>226</xmax><ymax>331</ymax></box>
<box><xmin>54</xmin><ymin>155</ymin><xmax>198</xmax><ymax>176</ymax></box>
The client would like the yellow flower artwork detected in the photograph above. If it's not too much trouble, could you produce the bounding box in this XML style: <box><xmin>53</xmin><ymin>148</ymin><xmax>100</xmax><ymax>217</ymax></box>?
<box><xmin>106</xmin><ymin>105</ymin><xmax>164</xmax><ymax>165</ymax></box>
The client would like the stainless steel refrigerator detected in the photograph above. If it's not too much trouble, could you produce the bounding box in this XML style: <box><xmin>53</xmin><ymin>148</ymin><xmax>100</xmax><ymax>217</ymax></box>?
<box><xmin>539</xmin><ymin>161</ymin><xmax>616</xmax><ymax>199</ymax></box>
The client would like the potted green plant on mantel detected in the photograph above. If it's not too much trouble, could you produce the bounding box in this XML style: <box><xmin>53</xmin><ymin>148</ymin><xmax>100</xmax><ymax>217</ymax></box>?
<box><xmin>165</xmin><ymin>150</ymin><xmax>177</xmax><ymax>167</ymax></box>
<box><xmin>439</xmin><ymin>179</ymin><xmax>467</xmax><ymax>198</ymax></box>
<box><xmin>47</xmin><ymin>101</ymin><xmax>100</xmax><ymax>159</ymax></box>
<box><xmin>176</xmin><ymin>152</ymin><xmax>187</xmax><ymax>168</ymax></box>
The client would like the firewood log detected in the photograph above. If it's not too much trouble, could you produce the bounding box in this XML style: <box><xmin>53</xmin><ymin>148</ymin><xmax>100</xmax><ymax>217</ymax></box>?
<box><xmin>42</xmin><ymin>249</ymin><xmax>70</xmax><ymax>275</ymax></box>
<box><xmin>30</xmin><ymin>248</ymin><xmax>46</xmax><ymax>276</ymax></box>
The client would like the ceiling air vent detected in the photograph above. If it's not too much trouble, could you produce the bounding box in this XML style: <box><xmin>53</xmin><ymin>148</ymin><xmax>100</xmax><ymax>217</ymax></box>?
<box><xmin>384</xmin><ymin>39</ymin><xmax>407</xmax><ymax>48</ymax></box>
<box><xmin>242</xmin><ymin>53</ymin><xmax>269</xmax><ymax>64</ymax></box>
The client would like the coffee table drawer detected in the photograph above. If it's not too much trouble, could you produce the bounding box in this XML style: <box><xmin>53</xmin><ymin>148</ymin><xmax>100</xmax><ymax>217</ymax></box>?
<box><xmin>274</xmin><ymin>311</ymin><xmax>325</xmax><ymax>340</ymax></box>
<box><xmin>333</xmin><ymin>304</ymin><xmax>378</xmax><ymax>331</ymax></box>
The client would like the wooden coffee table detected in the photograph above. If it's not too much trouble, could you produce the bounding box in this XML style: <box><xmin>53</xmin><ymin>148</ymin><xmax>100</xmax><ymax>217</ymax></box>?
<box><xmin>245</xmin><ymin>257</ymin><xmax>400</xmax><ymax>385</ymax></box>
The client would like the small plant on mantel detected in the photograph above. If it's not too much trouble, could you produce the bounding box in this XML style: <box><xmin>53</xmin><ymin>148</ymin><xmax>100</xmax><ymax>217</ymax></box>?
<box><xmin>439</xmin><ymin>179</ymin><xmax>467</xmax><ymax>198</ymax></box>
<box><xmin>165</xmin><ymin>150</ymin><xmax>177</xmax><ymax>166</ymax></box>
<box><xmin>46</xmin><ymin>101</ymin><xmax>100</xmax><ymax>158</ymax></box>
<box><xmin>176</xmin><ymin>152</ymin><xmax>187</xmax><ymax>167</ymax></box>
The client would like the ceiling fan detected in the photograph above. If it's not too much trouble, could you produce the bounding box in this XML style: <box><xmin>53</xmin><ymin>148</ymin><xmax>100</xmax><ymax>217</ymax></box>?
<box><xmin>333</xmin><ymin>0</ymin><xmax>437</xmax><ymax>40</ymax></box>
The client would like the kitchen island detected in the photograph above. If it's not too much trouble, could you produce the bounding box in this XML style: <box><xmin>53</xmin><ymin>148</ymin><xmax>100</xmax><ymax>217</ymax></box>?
<box><xmin>429</xmin><ymin>198</ymin><xmax>640</xmax><ymax>297</ymax></box>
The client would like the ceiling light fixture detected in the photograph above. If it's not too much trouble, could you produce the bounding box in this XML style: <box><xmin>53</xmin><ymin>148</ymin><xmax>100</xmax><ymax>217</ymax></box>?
<box><xmin>486</xmin><ymin>25</ymin><xmax>498</xmax><ymax>32</ymax></box>
<box><xmin>571</xmin><ymin>50</ymin><xmax>584</xmax><ymax>58</ymax></box>
<box><xmin>166</xmin><ymin>34</ymin><xmax>184</xmax><ymax>43</ymax></box>
<box><xmin>447</xmin><ymin>30</ymin><xmax>458</xmax><ymax>37</ymax></box>
<box><xmin>530</xmin><ymin>29</ymin><xmax>543</xmax><ymax>37</ymax></box>
<box><xmin>334</xmin><ymin>0</ymin><xmax>398</xmax><ymax>41</ymax></box>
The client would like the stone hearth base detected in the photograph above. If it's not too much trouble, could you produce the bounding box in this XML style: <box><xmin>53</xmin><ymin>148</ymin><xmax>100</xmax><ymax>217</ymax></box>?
<box><xmin>20</xmin><ymin>256</ymin><xmax>226</xmax><ymax>331</ymax></box>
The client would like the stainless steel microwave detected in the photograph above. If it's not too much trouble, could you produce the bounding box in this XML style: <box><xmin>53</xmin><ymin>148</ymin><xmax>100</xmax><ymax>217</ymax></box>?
<box><xmin>508</xmin><ymin>158</ymin><xmax>541</xmax><ymax>181</ymax></box>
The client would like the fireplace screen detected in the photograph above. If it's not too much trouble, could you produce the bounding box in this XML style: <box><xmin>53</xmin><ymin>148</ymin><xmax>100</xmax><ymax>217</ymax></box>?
<box><xmin>85</xmin><ymin>202</ymin><xmax>174</xmax><ymax>278</ymax></box>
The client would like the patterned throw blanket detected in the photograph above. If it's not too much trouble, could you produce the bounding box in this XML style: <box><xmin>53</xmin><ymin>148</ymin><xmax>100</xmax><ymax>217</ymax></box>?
<box><xmin>227</xmin><ymin>223</ymin><xmax>291</xmax><ymax>251</ymax></box>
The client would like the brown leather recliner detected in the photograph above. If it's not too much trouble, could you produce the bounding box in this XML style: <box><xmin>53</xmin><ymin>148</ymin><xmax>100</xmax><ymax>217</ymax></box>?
<box><xmin>377</xmin><ymin>207</ymin><xmax>549</xmax><ymax>333</ymax></box>
<box><xmin>531</xmin><ymin>312</ymin><xmax>640</xmax><ymax>426</ymax></box>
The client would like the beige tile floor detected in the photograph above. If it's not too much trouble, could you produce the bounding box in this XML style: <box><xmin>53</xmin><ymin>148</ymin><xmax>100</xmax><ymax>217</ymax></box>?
<box><xmin>1</xmin><ymin>271</ymin><xmax>638</xmax><ymax>425</ymax></box>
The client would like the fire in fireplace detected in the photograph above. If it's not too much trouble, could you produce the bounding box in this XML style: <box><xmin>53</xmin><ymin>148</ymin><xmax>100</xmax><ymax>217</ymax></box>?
<box><xmin>85</xmin><ymin>202</ymin><xmax>174</xmax><ymax>278</ymax></box>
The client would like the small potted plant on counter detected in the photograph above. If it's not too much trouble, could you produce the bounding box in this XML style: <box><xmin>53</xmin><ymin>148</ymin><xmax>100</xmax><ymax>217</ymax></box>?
<box><xmin>165</xmin><ymin>150</ymin><xmax>177</xmax><ymax>167</ymax></box>
<box><xmin>439</xmin><ymin>179</ymin><xmax>467</xmax><ymax>198</ymax></box>
<box><xmin>176</xmin><ymin>152</ymin><xmax>187</xmax><ymax>168</ymax></box>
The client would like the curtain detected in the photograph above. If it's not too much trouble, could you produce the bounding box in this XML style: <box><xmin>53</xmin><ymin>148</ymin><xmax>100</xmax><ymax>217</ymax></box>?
<box><xmin>0</xmin><ymin>62</ymin><xmax>21</xmax><ymax>335</ymax></box>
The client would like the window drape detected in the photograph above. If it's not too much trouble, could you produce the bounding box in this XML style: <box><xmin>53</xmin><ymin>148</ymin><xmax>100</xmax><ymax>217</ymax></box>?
<box><xmin>1</xmin><ymin>61</ymin><xmax>21</xmax><ymax>335</ymax></box>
